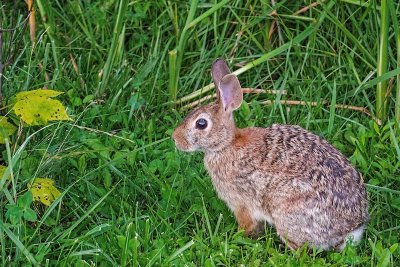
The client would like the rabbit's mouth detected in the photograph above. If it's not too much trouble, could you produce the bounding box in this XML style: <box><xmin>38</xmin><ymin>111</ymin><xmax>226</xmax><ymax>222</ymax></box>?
<box><xmin>175</xmin><ymin>144</ymin><xmax>196</xmax><ymax>152</ymax></box>
<box><xmin>172</xmin><ymin>129</ymin><xmax>196</xmax><ymax>152</ymax></box>
<box><xmin>173</xmin><ymin>137</ymin><xmax>196</xmax><ymax>152</ymax></box>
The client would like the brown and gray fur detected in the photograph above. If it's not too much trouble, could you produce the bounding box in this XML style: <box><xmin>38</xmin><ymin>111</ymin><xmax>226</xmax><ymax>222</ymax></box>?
<box><xmin>172</xmin><ymin>58</ymin><xmax>369</xmax><ymax>250</ymax></box>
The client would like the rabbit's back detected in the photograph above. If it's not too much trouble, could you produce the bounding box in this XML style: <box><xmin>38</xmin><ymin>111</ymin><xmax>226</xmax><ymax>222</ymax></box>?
<box><xmin>204</xmin><ymin>124</ymin><xmax>368</xmax><ymax>249</ymax></box>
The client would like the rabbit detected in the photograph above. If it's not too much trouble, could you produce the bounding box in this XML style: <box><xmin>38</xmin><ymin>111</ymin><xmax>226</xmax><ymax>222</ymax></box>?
<box><xmin>172</xmin><ymin>58</ymin><xmax>369</xmax><ymax>250</ymax></box>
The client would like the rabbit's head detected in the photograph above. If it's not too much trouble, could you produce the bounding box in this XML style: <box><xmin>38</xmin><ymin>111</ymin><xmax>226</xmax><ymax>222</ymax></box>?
<box><xmin>173</xmin><ymin>59</ymin><xmax>243</xmax><ymax>152</ymax></box>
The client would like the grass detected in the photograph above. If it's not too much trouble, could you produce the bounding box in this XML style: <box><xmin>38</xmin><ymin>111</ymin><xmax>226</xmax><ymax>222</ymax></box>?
<box><xmin>376</xmin><ymin>0</ymin><xmax>389</xmax><ymax>121</ymax></box>
<box><xmin>0</xmin><ymin>0</ymin><xmax>400</xmax><ymax>266</ymax></box>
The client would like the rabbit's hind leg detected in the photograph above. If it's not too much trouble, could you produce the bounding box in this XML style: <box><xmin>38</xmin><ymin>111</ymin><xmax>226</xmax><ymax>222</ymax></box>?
<box><xmin>234</xmin><ymin>206</ymin><xmax>259</xmax><ymax>236</ymax></box>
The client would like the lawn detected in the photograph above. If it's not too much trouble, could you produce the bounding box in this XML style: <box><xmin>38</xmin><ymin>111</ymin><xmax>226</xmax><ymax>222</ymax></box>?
<box><xmin>0</xmin><ymin>0</ymin><xmax>399</xmax><ymax>266</ymax></box>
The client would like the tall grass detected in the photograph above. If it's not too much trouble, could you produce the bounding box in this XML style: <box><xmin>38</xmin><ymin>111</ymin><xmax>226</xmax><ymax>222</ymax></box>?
<box><xmin>0</xmin><ymin>1</ymin><xmax>399</xmax><ymax>265</ymax></box>
<box><xmin>97</xmin><ymin>0</ymin><xmax>128</xmax><ymax>96</ymax></box>
<box><xmin>376</xmin><ymin>0</ymin><xmax>389</xmax><ymax>121</ymax></box>
<box><xmin>169</xmin><ymin>0</ymin><xmax>229</xmax><ymax>103</ymax></box>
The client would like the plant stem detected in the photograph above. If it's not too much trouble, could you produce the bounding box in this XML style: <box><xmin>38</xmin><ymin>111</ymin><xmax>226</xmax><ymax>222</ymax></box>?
<box><xmin>388</xmin><ymin>0</ymin><xmax>400</xmax><ymax>124</ymax></box>
<box><xmin>396</xmin><ymin>34</ymin><xmax>400</xmax><ymax>125</ymax></box>
<box><xmin>27</xmin><ymin>0</ymin><xmax>35</xmax><ymax>43</ymax></box>
<box><xmin>169</xmin><ymin>0</ymin><xmax>198</xmax><ymax>103</ymax></box>
<box><xmin>376</xmin><ymin>0</ymin><xmax>389</xmax><ymax>121</ymax></box>
<box><xmin>168</xmin><ymin>49</ymin><xmax>177</xmax><ymax>102</ymax></box>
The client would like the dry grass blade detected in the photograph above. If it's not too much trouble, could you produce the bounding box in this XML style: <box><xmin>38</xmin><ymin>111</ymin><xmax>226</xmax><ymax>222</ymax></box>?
<box><xmin>259</xmin><ymin>99</ymin><xmax>382</xmax><ymax>125</ymax></box>
<box><xmin>269</xmin><ymin>1</ymin><xmax>319</xmax><ymax>39</ymax></box>
<box><xmin>69</xmin><ymin>53</ymin><xmax>85</xmax><ymax>87</ymax></box>
<box><xmin>69</xmin><ymin>54</ymin><xmax>79</xmax><ymax>75</ymax></box>
<box><xmin>181</xmin><ymin>88</ymin><xmax>288</xmax><ymax>110</ymax></box>
<box><xmin>242</xmin><ymin>88</ymin><xmax>287</xmax><ymax>94</ymax></box>
<box><xmin>269</xmin><ymin>20</ymin><xmax>276</xmax><ymax>40</ymax></box>
<box><xmin>271</xmin><ymin>0</ymin><xmax>283</xmax><ymax>45</ymax></box>
<box><xmin>293</xmin><ymin>2</ymin><xmax>320</xmax><ymax>15</ymax></box>
<box><xmin>27</xmin><ymin>0</ymin><xmax>36</xmax><ymax>43</ymax></box>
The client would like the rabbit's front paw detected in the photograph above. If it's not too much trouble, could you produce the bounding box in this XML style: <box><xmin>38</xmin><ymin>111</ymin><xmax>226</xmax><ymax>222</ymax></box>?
<box><xmin>234</xmin><ymin>206</ymin><xmax>261</xmax><ymax>237</ymax></box>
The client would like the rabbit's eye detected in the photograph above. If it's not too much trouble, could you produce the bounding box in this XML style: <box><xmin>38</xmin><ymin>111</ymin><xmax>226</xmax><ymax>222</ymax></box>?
<box><xmin>195</xmin><ymin>118</ymin><xmax>208</xmax><ymax>130</ymax></box>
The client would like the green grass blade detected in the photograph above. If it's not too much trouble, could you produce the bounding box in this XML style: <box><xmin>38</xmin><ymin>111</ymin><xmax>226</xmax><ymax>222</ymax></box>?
<box><xmin>97</xmin><ymin>0</ymin><xmax>128</xmax><ymax>96</ymax></box>
<box><xmin>321</xmin><ymin>4</ymin><xmax>376</xmax><ymax>68</ymax></box>
<box><xmin>376</xmin><ymin>0</ymin><xmax>390</xmax><ymax>121</ymax></box>
<box><xmin>184</xmin><ymin>0</ymin><xmax>230</xmax><ymax>31</ymax></box>
<box><xmin>388</xmin><ymin>0</ymin><xmax>400</xmax><ymax>123</ymax></box>
<box><xmin>357</xmin><ymin>68</ymin><xmax>400</xmax><ymax>93</ymax></box>
<box><xmin>166</xmin><ymin>240</ymin><xmax>195</xmax><ymax>263</ymax></box>
<box><xmin>339</xmin><ymin>0</ymin><xmax>381</xmax><ymax>10</ymax></box>
<box><xmin>35</xmin><ymin>0</ymin><xmax>59</xmax><ymax>45</ymax></box>
<box><xmin>366</xmin><ymin>184</ymin><xmax>400</xmax><ymax>195</ymax></box>
<box><xmin>4</xmin><ymin>139</ymin><xmax>16</xmax><ymax>201</ymax></box>
<box><xmin>169</xmin><ymin>49</ymin><xmax>178</xmax><ymax>102</ymax></box>
<box><xmin>58</xmin><ymin>185</ymin><xmax>116</xmax><ymax>240</ymax></box>
<box><xmin>170</xmin><ymin>0</ymin><xmax>199</xmax><ymax>102</ymax></box>
<box><xmin>388</xmin><ymin>121</ymin><xmax>400</xmax><ymax>162</ymax></box>
<box><xmin>328</xmin><ymin>81</ymin><xmax>337</xmax><ymax>135</ymax></box>
<box><xmin>0</xmin><ymin>220</ymin><xmax>38</xmax><ymax>265</ymax></box>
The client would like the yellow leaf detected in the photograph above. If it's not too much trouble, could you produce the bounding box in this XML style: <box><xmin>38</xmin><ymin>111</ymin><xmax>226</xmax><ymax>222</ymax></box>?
<box><xmin>0</xmin><ymin>116</ymin><xmax>16</xmax><ymax>144</ymax></box>
<box><xmin>0</xmin><ymin>165</ymin><xmax>10</xmax><ymax>180</ymax></box>
<box><xmin>28</xmin><ymin>178</ymin><xmax>62</xmax><ymax>206</ymax></box>
<box><xmin>15</xmin><ymin>89</ymin><xmax>63</xmax><ymax>101</ymax></box>
<box><xmin>13</xmin><ymin>94</ymin><xmax>72</xmax><ymax>126</ymax></box>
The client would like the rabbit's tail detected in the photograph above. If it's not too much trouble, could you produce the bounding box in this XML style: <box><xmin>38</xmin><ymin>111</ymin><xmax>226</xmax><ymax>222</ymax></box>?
<box><xmin>336</xmin><ymin>224</ymin><xmax>365</xmax><ymax>251</ymax></box>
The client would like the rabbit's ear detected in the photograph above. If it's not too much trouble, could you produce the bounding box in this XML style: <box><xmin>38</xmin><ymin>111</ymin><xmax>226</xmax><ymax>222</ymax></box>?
<box><xmin>218</xmin><ymin>74</ymin><xmax>243</xmax><ymax>113</ymax></box>
<box><xmin>212</xmin><ymin>58</ymin><xmax>231</xmax><ymax>102</ymax></box>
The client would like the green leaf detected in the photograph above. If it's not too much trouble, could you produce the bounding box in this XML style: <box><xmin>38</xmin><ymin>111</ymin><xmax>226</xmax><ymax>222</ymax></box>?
<box><xmin>82</xmin><ymin>94</ymin><xmax>95</xmax><ymax>104</ymax></box>
<box><xmin>13</xmin><ymin>89</ymin><xmax>72</xmax><ymax>126</ymax></box>
<box><xmin>44</xmin><ymin>216</ymin><xmax>57</xmax><ymax>227</ymax></box>
<box><xmin>23</xmin><ymin>208</ymin><xmax>38</xmax><ymax>222</ymax></box>
<box><xmin>0</xmin><ymin>116</ymin><xmax>16</xmax><ymax>144</ymax></box>
<box><xmin>377</xmin><ymin>249</ymin><xmax>391</xmax><ymax>267</ymax></box>
<box><xmin>8</xmin><ymin>192</ymin><xmax>38</xmax><ymax>223</ymax></box>
<box><xmin>18</xmin><ymin>191</ymin><xmax>33</xmax><ymax>208</ymax></box>
<box><xmin>28</xmin><ymin>178</ymin><xmax>62</xmax><ymax>206</ymax></box>
<box><xmin>5</xmin><ymin>204</ymin><xmax>24</xmax><ymax>225</ymax></box>
<box><xmin>389</xmin><ymin>243</ymin><xmax>398</xmax><ymax>253</ymax></box>
<box><xmin>117</xmin><ymin>235</ymin><xmax>136</xmax><ymax>251</ymax></box>
<box><xmin>84</xmin><ymin>139</ymin><xmax>110</xmax><ymax>159</ymax></box>
<box><xmin>117</xmin><ymin>235</ymin><xmax>127</xmax><ymax>249</ymax></box>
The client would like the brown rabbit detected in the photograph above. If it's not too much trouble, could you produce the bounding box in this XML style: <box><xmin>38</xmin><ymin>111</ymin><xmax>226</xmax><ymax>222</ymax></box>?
<box><xmin>172</xmin><ymin>58</ymin><xmax>369</xmax><ymax>250</ymax></box>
